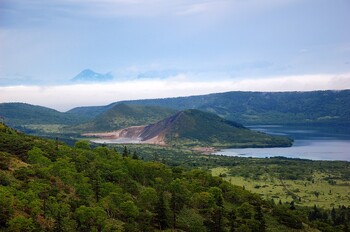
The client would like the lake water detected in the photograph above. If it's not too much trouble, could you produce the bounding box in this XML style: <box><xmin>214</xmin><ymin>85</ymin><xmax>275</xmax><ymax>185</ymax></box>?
<box><xmin>214</xmin><ymin>125</ymin><xmax>350</xmax><ymax>161</ymax></box>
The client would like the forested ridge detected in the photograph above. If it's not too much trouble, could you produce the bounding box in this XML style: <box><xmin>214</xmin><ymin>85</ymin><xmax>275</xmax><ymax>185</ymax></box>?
<box><xmin>0</xmin><ymin>103</ymin><xmax>89</xmax><ymax>127</ymax></box>
<box><xmin>118</xmin><ymin>90</ymin><xmax>350</xmax><ymax>125</ymax></box>
<box><xmin>2</xmin><ymin>90</ymin><xmax>349</xmax><ymax>139</ymax></box>
<box><xmin>71</xmin><ymin>103</ymin><xmax>177</xmax><ymax>133</ymax></box>
<box><xmin>0</xmin><ymin>123</ymin><xmax>349</xmax><ymax>231</ymax></box>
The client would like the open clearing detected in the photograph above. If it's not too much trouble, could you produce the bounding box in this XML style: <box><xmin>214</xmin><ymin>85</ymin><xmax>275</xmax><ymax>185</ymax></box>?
<box><xmin>212</xmin><ymin>167</ymin><xmax>350</xmax><ymax>208</ymax></box>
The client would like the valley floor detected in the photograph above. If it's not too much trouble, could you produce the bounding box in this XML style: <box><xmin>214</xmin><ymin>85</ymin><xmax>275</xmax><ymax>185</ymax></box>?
<box><xmin>212</xmin><ymin>167</ymin><xmax>350</xmax><ymax>209</ymax></box>
<box><xmin>110</xmin><ymin>143</ymin><xmax>350</xmax><ymax>209</ymax></box>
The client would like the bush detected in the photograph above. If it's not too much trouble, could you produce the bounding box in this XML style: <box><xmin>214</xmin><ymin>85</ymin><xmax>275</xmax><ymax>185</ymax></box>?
<box><xmin>74</xmin><ymin>140</ymin><xmax>91</xmax><ymax>150</ymax></box>
<box><xmin>0</xmin><ymin>152</ymin><xmax>11</xmax><ymax>170</ymax></box>
<box><xmin>273</xmin><ymin>207</ymin><xmax>303</xmax><ymax>229</ymax></box>
<box><xmin>0</xmin><ymin>172</ymin><xmax>10</xmax><ymax>186</ymax></box>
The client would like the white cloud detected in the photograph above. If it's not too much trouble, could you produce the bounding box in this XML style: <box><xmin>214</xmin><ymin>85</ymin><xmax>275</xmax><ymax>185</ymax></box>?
<box><xmin>1</xmin><ymin>73</ymin><xmax>349</xmax><ymax>111</ymax></box>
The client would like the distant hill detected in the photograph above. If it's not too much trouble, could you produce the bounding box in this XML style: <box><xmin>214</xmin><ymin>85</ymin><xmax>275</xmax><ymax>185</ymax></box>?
<box><xmin>71</xmin><ymin>69</ymin><xmax>113</xmax><ymax>82</ymax></box>
<box><xmin>0</xmin><ymin>103</ymin><xmax>88</xmax><ymax>128</ymax></box>
<box><xmin>73</xmin><ymin>103</ymin><xmax>177</xmax><ymax>132</ymax></box>
<box><xmin>68</xmin><ymin>90</ymin><xmax>350</xmax><ymax>125</ymax></box>
<box><xmin>122</xmin><ymin>90</ymin><xmax>350</xmax><ymax>125</ymax></box>
<box><xmin>86</xmin><ymin>109</ymin><xmax>293</xmax><ymax>148</ymax></box>
<box><xmin>67</xmin><ymin>103</ymin><xmax>115</xmax><ymax>120</ymax></box>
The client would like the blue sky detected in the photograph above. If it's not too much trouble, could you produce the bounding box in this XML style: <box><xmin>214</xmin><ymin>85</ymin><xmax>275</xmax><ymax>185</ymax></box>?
<box><xmin>1</xmin><ymin>0</ymin><xmax>350</xmax><ymax>110</ymax></box>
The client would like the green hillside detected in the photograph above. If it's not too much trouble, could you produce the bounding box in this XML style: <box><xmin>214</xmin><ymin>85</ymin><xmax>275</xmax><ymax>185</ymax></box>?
<box><xmin>141</xmin><ymin>109</ymin><xmax>293</xmax><ymax>147</ymax></box>
<box><xmin>2</xmin><ymin>122</ymin><xmax>348</xmax><ymax>231</ymax></box>
<box><xmin>3</xmin><ymin>90</ymin><xmax>350</xmax><ymax>140</ymax></box>
<box><xmin>73</xmin><ymin>103</ymin><xmax>177</xmax><ymax>132</ymax></box>
<box><xmin>120</xmin><ymin>90</ymin><xmax>350</xmax><ymax>125</ymax></box>
<box><xmin>67</xmin><ymin>103</ymin><xmax>116</xmax><ymax>120</ymax></box>
<box><xmin>0</xmin><ymin>103</ymin><xmax>89</xmax><ymax>128</ymax></box>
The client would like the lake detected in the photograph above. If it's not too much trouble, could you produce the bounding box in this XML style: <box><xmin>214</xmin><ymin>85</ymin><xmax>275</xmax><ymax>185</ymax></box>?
<box><xmin>214</xmin><ymin>125</ymin><xmax>350</xmax><ymax>161</ymax></box>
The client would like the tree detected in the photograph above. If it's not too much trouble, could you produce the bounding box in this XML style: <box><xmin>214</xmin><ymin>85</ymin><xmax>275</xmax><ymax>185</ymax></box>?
<box><xmin>254</xmin><ymin>204</ymin><xmax>266</xmax><ymax>232</ymax></box>
<box><xmin>154</xmin><ymin>192</ymin><xmax>169</xmax><ymax>230</ymax></box>
<box><xmin>209</xmin><ymin>187</ymin><xmax>224</xmax><ymax>207</ymax></box>
<box><xmin>122</xmin><ymin>146</ymin><xmax>129</xmax><ymax>158</ymax></box>
<box><xmin>177</xmin><ymin>207</ymin><xmax>206</xmax><ymax>232</ymax></box>
<box><xmin>8</xmin><ymin>216</ymin><xmax>35</xmax><ymax>232</ymax></box>
<box><xmin>169</xmin><ymin>179</ymin><xmax>189</xmax><ymax>229</ymax></box>
<box><xmin>274</xmin><ymin>207</ymin><xmax>303</xmax><ymax>229</ymax></box>
<box><xmin>0</xmin><ymin>187</ymin><xmax>13</xmax><ymax>228</ymax></box>
<box><xmin>209</xmin><ymin>187</ymin><xmax>224</xmax><ymax>232</ymax></box>
<box><xmin>74</xmin><ymin>140</ymin><xmax>91</xmax><ymax>150</ymax></box>
<box><xmin>100</xmin><ymin>190</ymin><xmax>125</xmax><ymax>219</ymax></box>
<box><xmin>132</xmin><ymin>151</ymin><xmax>139</xmax><ymax>160</ymax></box>
<box><xmin>90</xmin><ymin>168</ymin><xmax>102</xmax><ymax>203</ymax></box>
<box><xmin>139</xmin><ymin>187</ymin><xmax>157</xmax><ymax>211</ymax></box>
<box><xmin>75</xmin><ymin>206</ymin><xmax>107</xmax><ymax>232</ymax></box>
<box><xmin>120</xmin><ymin>200</ymin><xmax>139</xmax><ymax>222</ymax></box>
<box><xmin>191</xmin><ymin>192</ymin><xmax>215</xmax><ymax>211</ymax></box>
<box><xmin>229</xmin><ymin>210</ymin><xmax>236</xmax><ymax>232</ymax></box>
<box><xmin>28</xmin><ymin>147</ymin><xmax>51</xmax><ymax>166</ymax></box>
<box><xmin>290</xmin><ymin>201</ymin><xmax>296</xmax><ymax>210</ymax></box>
<box><xmin>238</xmin><ymin>203</ymin><xmax>254</xmax><ymax>219</ymax></box>
<box><xmin>309</xmin><ymin>205</ymin><xmax>322</xmax><ymax>221</ymax></box>
<box><xmin>331</xmin><ymin>207</ymin><xmax>336</xmax><ymax>225</ymax></box>
<box><xmin>0</xmin><ymin>172</ymin><xmax>10</xmax><ymax>186</ymax></box>
<box><xmin>0</xmin><ymin>152</ymin><xmax>11</xmax><ymax>170</ymax></box>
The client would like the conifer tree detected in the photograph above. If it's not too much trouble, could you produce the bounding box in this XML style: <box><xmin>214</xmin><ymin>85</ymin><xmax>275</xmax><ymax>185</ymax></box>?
<box><xmin>122</xmin><ymin>146</ymin><xmax>128</xmax><ymax>158</ymax></box>
<box><xmin>154</xmin><ymin>192</ymin><xmax>168</xmax><ymax>230</ymax></box>
<box><xmin>254</xmin><ymin>204</ymin><xmax>266</xmax><ymax>232</ymax></box>
<box><xmin>229</xmin><ymin>210</ymin><xmax>236</xmax><ymax>232</ymax></box>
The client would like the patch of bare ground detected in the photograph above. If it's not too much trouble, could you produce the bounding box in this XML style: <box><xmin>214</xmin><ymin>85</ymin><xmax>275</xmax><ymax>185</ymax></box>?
<box><xmin>82</xmin><ymin>126</ymin><xmax>167</xmax><ymax>145</ymax></box>
<box><xmin>143</xmin><ymin>134</ymin><xmax>167</xmax><ymax>145</ymax></box>
<box><xmin>83</xmin><ymin>126</ymin><xmax>145</xmax><ymax>139</ymax></box>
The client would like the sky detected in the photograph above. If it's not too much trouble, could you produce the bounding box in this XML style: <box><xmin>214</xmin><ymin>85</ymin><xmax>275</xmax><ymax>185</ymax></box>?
<box><xmin>0</xmin><ymin>0</ymin><xmax>350</xmax><ymax>111</ymax></box>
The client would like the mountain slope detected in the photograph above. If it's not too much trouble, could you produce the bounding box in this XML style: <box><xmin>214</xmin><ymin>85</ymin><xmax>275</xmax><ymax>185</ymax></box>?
<box><xmin>1</xmin><ymin>122</ymin><xmax>323</xmax><ymax>231</ymax></box>
<box><xmin>87</xmin><ymin>109</ymin><xmax>293</xmax><ymax>148</ymax></box>
<box><xmin>73</xmin><ymin>103</ymin><xmax>177</xmax><ymax>132</ymax></box>
<box><xmin>0</xmin><ymin>103</ymin><xmax>88</xmax><ymax>127</ymax></box>
<box><xmin>71</xmin><ymin>69</ymin><xmax>113</xmax><ymax>82</ymax></box>
<box><xmin>121</xmin><ymin>90</ymin><xmax>350</xmax><ymax>124</ymax></box>
<box><xmin>67</xmin><ymin>104</ymin><xmax>115</xmax><ymax>120</ymax></box>
<box><xmin>68</xmin><ymin>90</ymin><xmax>350</xmax><ymax>125</ymax></box>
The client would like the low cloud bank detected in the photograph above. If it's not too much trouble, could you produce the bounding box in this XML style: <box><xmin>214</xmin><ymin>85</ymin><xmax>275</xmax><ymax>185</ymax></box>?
<box><xmin>1</xmin><ymin>73</ymin><xmax>349</xmax><ymax>111</ymax></box>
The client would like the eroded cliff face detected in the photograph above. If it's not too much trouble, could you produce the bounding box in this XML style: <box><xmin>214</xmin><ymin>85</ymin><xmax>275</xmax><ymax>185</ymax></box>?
<box><xmin>82</xmin><ymin>125</ymin><xmax>167</xmax><ymax>145</ymax></box>
<box><xmin>82</xmin><ymin>111</ymin><xmax>183</xmax><ymax>145</ymax></box>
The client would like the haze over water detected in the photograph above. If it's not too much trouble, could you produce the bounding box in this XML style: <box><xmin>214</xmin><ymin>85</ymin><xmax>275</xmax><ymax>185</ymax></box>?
<box><xmin>215</xmin><ymin>125</ymin><xmax>350</xmax><ymax>161</ymax></box>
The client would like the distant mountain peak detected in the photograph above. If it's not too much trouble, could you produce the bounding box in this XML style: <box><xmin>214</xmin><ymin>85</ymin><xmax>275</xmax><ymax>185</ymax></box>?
<box><xmin>71</xmin><ymin>69</ymin><xmax>113</xmax><ymax>82</ymax></box>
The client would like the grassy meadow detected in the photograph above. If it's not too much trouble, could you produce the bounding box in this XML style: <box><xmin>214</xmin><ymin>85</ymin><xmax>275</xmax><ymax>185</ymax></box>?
<box><xmin>212</xmin><ymin>167</ymin><xmax>350</xmax><ymax>209</ymax></box>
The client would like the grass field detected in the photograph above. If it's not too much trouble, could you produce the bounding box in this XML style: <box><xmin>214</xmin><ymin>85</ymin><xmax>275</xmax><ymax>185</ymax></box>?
<box><xmin>109</xmin><ymin>144</ymin><xmax>350</xmax><ymax>210</ymax></box>
<box><xmin>212</xmin><ymin>167</ymin><xmax>350</xmax><ymax>208</ymax></box>
<box><xmin>24</xmin><ymin>124</ymin><xmax>65</xmax><ymax>133</ymax></box>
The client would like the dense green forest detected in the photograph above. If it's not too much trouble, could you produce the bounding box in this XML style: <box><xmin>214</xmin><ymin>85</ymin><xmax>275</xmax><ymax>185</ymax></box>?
<box><xmin>140</xmin><ymin>109</ymin><xmax>293</xmax><ymax>148</ymax></box>
<box><xmin>117</xmin><ymin>90</ymin><xmax>350</xmax><ymax>125</ymax></box>
<box><xmin>0</xmin><ymin>103</ymin><xmax>89</xmax><ymax>127</ymax></box>
<box><xmin>1</xmin><ymin>123</ymin><xmax>350</xmax><ymax>231</ymax></box>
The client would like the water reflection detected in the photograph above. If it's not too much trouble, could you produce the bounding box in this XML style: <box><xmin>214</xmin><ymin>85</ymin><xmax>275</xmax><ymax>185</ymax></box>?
<box><xmin>216</xmin><ymin>125</ymin><xmax>350</xmax><ymax>161</ymax></box>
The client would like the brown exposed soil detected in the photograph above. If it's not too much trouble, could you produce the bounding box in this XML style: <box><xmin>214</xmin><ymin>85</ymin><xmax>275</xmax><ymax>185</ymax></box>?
<box><xmin>82</xmin><ymin>111</ymin><xmax>185</xmax><ymax>145</ymax></box>
<box><xmin>83</xmin><ymin>125</ymin><xmax>167</xmax><ymax>145</ymax></box>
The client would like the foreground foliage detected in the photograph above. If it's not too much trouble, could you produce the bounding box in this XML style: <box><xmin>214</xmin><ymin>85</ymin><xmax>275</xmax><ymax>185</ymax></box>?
<box><xmin>0</xmin><ymin>123</ymin><xmax>349</xmax><ymax>231</ymax></box>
